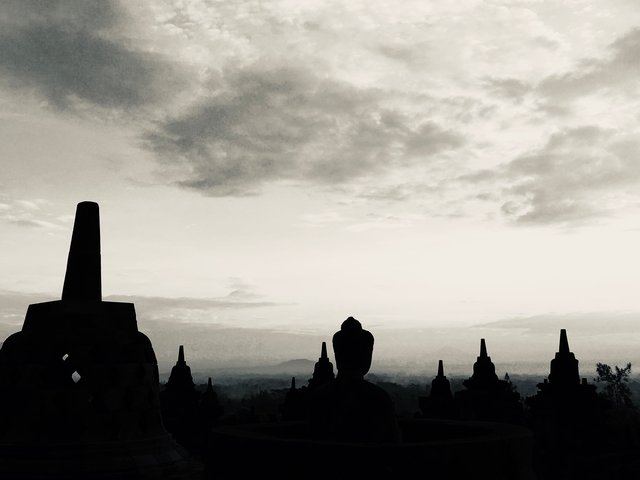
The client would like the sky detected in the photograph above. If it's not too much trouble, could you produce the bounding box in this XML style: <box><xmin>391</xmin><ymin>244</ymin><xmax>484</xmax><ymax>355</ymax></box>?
<box><xmin>1</xmin><ymin>0</ymin><xmax>640</xmax><ymax>372</ymax></box>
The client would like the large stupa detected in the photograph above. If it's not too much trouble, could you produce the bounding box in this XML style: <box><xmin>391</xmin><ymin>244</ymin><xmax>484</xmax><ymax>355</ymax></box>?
<box><xmin>0</xmin><ymin>202</ymin><xmax>199</xmax><ymax>479</ymax></box>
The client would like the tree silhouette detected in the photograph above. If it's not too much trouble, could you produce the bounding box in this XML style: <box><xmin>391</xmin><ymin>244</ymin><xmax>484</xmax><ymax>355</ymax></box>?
<box><xmin>595</xmin><ymin>362</ymin><xmax>634</xmax><ymax>408</ymax></box>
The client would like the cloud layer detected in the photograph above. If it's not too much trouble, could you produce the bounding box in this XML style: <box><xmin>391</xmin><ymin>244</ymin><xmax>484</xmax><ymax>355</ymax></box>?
<box><xmin>466</xmin><ymin>126</ymin><xmax>640</xmax><ymax>224</ymax></box>
<box><xmin>0</xmin><ymin>0</ymin><xmax>180</xmax><ymax>111</ymax></box>
<box><xmin>1</xmin><ymin>1</ymin><xmax>640</xmax><ymax>225</ymax></box>
<box><xmin>144</xmin><ymin>66</ymin><xmax>463</xmax><ymax>195</ymax></box>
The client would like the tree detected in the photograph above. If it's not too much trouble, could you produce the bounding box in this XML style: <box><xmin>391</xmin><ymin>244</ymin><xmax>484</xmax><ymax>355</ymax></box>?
<box><xmin>595</xmin><ymin>362</ymin><xmax>634</xmax><ymax>408</ymax></box>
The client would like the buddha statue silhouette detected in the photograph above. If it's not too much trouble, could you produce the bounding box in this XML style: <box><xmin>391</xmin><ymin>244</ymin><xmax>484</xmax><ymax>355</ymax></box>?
<box><xmin>309</xmin><ymin>317</ymin><xmax>400</xmax><ymax>443</ymax></box>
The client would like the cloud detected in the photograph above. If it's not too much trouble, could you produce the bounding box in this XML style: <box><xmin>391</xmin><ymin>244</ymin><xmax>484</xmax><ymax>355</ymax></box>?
<box><xmin>143</xmin><ymin>65</ymin><xmax>464</xmax><ymax>196</ymax></box>
<box><xmin>538</xmin><ymin>28</ymin><xmax>640</xmax><ymax>103</ymax></box>
<box><xmin>105</xmin><ymin>292</ymin><xmax>279</xmax><ymax>319</ymax></box>
<box><xmin>502</xmin><ymin>126</ymin><xmax>640</xmax><ymax>224</ymax></box>
<box><xmin>475</xmin><ymin>311</ymin><xmax>640</xmax><ymax>336</ymax></box>
<box><xmin>0</xmin><ymin>0</ymin><xmax>181</xmax><ymax>111</ymax></box>
<box><xmin>0</xmin><ymin>195</ymin><xmax>63</xmax><ymax>229</ymax></box>
<box><xmin>0</xmin><ymin>290</ymin><xmax>50</xmax><ymax>322</ymax></box>
<box><xmin>462</xmin><ymin>125</ymin><xmax>640</xmax><ymax>225</ymax></box>
<box><xmin>483</xmin><ymin>77</ymin><xmax>532</xmax><ymax>102</ymax></box>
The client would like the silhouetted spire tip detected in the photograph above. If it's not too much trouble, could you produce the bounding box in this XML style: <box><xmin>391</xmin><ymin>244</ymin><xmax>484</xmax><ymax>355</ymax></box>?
<box><xmin>480</xmin><ymin>338</ymin><xmax>488</xmax><ymax>358</ymax></box>
<box><xmin>321</xmin><ymin>341</ymin><xmax>328</xmax><ymax>359</ymax></box>
<box><xmin>437</xmin><ymin>360</ymin><xmax>444</xmax><ymax>377</ymax></box>
<box><xmin>178</xmin><ymin>345</ymin><xmax>185</xmax><ymax>363</ymax></box>
<box><xmin>559</xmin><ymin>329</ymin><xmax>570</xmax><ymax>354</ymax></box>
<box><xmin>61</xmin><ymin>201</ymin><xmax>102</xmax><ymax>302</ymax></box>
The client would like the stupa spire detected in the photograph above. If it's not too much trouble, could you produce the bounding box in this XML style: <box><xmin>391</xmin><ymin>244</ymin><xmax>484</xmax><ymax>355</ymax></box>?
<box><xmin>321</xmin><ymin>341</ymin><xmax>328</xmax><ymax>359</ymax></box>
<box><xmin>559</xmin><ymin>329</ymin><xmax>570</xmax><ymax>354</ymax></box>
<box><xmin>480</xmin><ymin>338</ymin><xmax>488</xmax><ymax>358</ymax></box>
<box><xmin>61</xmin><ymin>201</ymin><xmax>101</xmax><ymax>302</ymax></box>
<box><xmin>178</xmin><ymin>345</ymin><xmax>185</xmax><ymax>364</ymax></box>
<box><xmin>437</xmin><ymin>359</ymin><xmax>445</xmax><ymax>377</ymax></box>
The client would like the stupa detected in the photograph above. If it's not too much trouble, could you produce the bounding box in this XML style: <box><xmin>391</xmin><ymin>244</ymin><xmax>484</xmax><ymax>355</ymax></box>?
<box><xmin>419</xmin><ymin>360</ymin><xmax>457</xmax><ymax>419</ymax></box>
<box><xmin>308</xmin><ymin>341</ymin><xmax>335</xmax><ymax>389</ymax></box>
<box><xmin>525</xmin><ymin>329</ymin><xmax>603</xmax><ymax>479</ymax></box>
<box><xmin>0</xmin><ymin>202</ymin><xmax>198</xmax><ymax>478</ymax></box>
<box><xmin>200</xmin><ymin>377</ymin><xmax>223</xmax><ymax>428</ymax></box>
<box><xmin>281</xmin><ymin>376</ymin><xmax>307</xmax><ymax>421</ymax></box>
<box><xmin>160</xmin><ymin>345</ymin><xmax>202</xmax><ymax>450</ymax></box>
<box><xmin>456</xmin><ymin>338</ymin><xmax>523</xmax><ymax>423</ymax></box>
<box><xmin>280</xmin><ymin>341</ymin><xmax>335</xmax><ymax>421</ymax></box>
<box><xmin>528</xmin><ymin>329</ymin><xmax>598</xmax><ymax>409</ymax></box>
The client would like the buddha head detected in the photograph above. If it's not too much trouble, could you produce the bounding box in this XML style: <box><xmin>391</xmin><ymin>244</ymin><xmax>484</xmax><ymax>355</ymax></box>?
<box><xmin>332</xmin><ymin>317</ymin><xmax>374</xmax><ymax>378</ymax></box>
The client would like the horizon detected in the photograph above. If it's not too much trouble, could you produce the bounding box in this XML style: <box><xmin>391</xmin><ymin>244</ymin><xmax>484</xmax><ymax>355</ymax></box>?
<box><xmin>2</xmin><ymin>1</ymin><xmax>640</xmax><ymax>372</ymax></box>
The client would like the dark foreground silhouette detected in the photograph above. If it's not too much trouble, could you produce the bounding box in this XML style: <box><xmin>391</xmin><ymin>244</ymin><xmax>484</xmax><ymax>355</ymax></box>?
<box><xmin>160</xmin><ymin>346</ymin><xmax>223</xmax><ymax>452</ymax></box>
<box><xmin>207</xmin><ymin>316</ymin><xmax>535</xmax><ymax>479</ymax></box>
<box><xmin>0</xmin><ymin>202</ymin><xmax>200</xmax><ymax>479</ymax></box>
<box><xmin>1</xmin><ymin>201</ymin><xmax>639</xmax><ymax>479</ymax></box>
<box><xmin>308</xmin><ymin>316</ymin><xmax>401</xmax><ymax>443</ymax></box>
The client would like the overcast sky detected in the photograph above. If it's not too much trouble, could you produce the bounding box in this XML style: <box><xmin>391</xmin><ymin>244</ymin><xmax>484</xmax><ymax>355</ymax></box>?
<box><xmin>1</xmin><ymin>0</ymin><xmax>640</xmax><ymax>368</ymax></box>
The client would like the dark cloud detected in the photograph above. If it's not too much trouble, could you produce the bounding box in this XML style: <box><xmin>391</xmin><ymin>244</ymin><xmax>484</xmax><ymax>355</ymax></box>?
<box><xmin>143</xmin><ymin>66</ymin><xmax>464</xmax><ymax>196</ymax></box>
<box><xmin>0</xmin><ymin>0</ymin><xmax>181</xmax><ymax>111</ymax></box>
<box><xmin>531</xmin><ymin>36</ymin><xmax>560</xmax><ymax>51</ymax></box>
<box><xmin>484</xmin><ymin>77</ymin><xmax>531</xmax><ymax>102</ymax></box>
<box><xmin>463</xmin><ymin>126</ymin><xmax>640</xmax><ymax>225</ymax></box>
<box><xmin>358</xmin><ymin>182</ymin><xmax>443</xmax><ymax>202</ymax></box>
<box><xmin>376</xmin><ymin>44</ymin><xmax>420</xmax><ymax>64</ymax></box>
<box><xmin>502</xmin><ymin>126</ymin><xmax>640</xmax><ymax>224</ymax></box>
<box><xmin>538</xmin><ymin>28</ymin><xmax>640</xmax><ymax>103</ymax></box>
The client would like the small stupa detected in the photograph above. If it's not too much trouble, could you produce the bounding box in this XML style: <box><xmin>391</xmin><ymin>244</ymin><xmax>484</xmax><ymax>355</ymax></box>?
<box><xmin>419</xmin><ymin>360</ymin><xmax>457</xmax><ymax>419</ymax></box>
<box><xmin>160</xmin><ymin>345</ymin><xmax>201</xmax><ymax>449</ymax></box>
<box><xmin>308</xmin><ymin>341</ymin><xmax>335</xmax><ymax>389</ymax></box>
<box><xmin>200</xmin><ymin>377</ymin><xmax>224</xmax><ymax>428</ymax></box>
<box><xmin>456</xmin><ymin>338</ymin><xmax>523</xmax><ymax>423</ymax></box>
<box><xmin>527</xmin><ymin>329</ymin><xmax>599</xmax><ymax>423</ymax></box>
<box><xmin>0</xmin><ymin>202</ymin><xmax>198</xmax><ymax>478</ymax></box>
<box><xmin>281</xmin><ymin>376</ymin><xmax>307</xmax><ymax>421</ymax></box>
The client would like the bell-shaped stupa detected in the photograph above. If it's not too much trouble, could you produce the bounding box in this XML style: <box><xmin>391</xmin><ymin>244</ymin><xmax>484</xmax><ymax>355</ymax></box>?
<box><xmin>308</xmin><ymin>341</ymin><xmax>335</xmax><ymax>389</ymax></box>
<box><xmin>0</xmin><ymin>202</ymin><xmax>199</xmax><ymax>479</ymax></box>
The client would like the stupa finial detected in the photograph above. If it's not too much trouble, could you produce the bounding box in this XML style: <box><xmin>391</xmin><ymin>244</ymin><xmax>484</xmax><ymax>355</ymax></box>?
<box><xmin>559</xmin><ymin>329</ymin><xmax>570</xmax><ymax>354</ymax></box>
<box><xmin>178</xmin><ymin>345</ymin><xmax>185</xmax><ymax>364</ymax></box>
<box><xmin>61</xmin><ymin>201</ymin><xmax>101</xmax><ymax>302</ymax></box>
<box><xmin>480</xmin><ymin>338</ymin><xmax>488</xmax><ymax>358</ymax></box>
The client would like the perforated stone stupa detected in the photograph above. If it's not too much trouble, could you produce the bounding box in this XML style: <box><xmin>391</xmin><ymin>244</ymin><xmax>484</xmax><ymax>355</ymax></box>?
<box><xmin>0</xmin><ymin>202</ymin><xmax>198</xmax><ymax>479</ymax></box>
